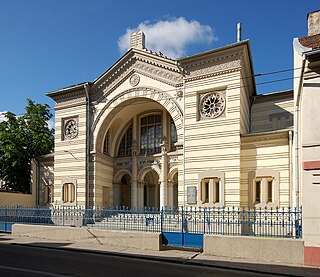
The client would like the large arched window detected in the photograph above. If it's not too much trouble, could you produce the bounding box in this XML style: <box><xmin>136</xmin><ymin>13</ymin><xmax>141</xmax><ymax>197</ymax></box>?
<box><xmin>170</xmin><ymin>118</ymin><xmax>177</xmax><ymax>151</ymax></box>
<box><xmin>140</xmin><ymin>114</ymin><xmax>162</xmax><ymax>155</ymax></box>
<box><xmin>103</xmin><ymin>130</ymin><xmax>109</xmax><ymax>155</ymax></box>
<box><xmin>118</xmin><ymin>125</ymin><xmax>132</xmax><ymax>157</ymax></box>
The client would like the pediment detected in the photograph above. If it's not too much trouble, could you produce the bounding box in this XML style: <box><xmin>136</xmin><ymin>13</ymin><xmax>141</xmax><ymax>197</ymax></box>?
<box><xmin>91</xmin><ymin>49</ymin><xmax>183</xmax><ymax>103</ymax></box>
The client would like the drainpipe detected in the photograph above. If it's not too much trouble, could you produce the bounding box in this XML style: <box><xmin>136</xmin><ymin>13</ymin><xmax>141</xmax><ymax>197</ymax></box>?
<box><xmin>84</xmin><ymin>83</ymin><xmax>91</xmax><ymax>209</ymax></box>
<box><xmin>182</xmin><ymin>77</ymin><xmax>186</xmax><ymax>207</ymax></box>
<box><xmin>289</xmin><ymin>130</ymin><xmax>293</xmax><ymax>207</ymax></box>
<box><xmin>294</xmin><ymin>54</ymin><xmax>306</xmax><ymax>208</ymax></box>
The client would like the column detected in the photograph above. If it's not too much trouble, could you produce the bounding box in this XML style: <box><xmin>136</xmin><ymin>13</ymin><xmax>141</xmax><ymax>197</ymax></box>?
<box><xmin>160</xmin><ymin>136</ymin><xmax>168</xmax><ymax>209</ymax></box>
<box><xmin>167</xmin><ymin>180</ymin><xmax>173</xmax><ymax>209</ymax></box>
<box><xmin>131</xmin><ymin>116</ymin><xmax>138</xmax><ymax>209</ymax></box>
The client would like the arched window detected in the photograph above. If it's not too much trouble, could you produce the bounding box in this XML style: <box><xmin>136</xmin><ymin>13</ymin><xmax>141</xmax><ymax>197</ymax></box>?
<box><xmin>140</xmin><ymin>115</ymin><xmax>162</xmax><ymax>155</ymax></box>
<box><xmin>103</xmin><ymin>131</ymin><xmax>109</xmax><ymax>155</ymax></box>
<box><xmin>170</xmin><ymin>118</ymin><xmax>177</xmax><ymax>151</ymax></box>
<box><xmin>118</xmin><ymin>125</ymin><xmax>132</xmax><ymax>157</ymax></box>
<box><xmin>62</xmin><ymin>183</ymin><xmax>76</xmax><ymax>204</ymax></box>
<box><xmin>62</xmin><ymin>184</ymin><xmax>69</xmax><ymax>203</ymax></box>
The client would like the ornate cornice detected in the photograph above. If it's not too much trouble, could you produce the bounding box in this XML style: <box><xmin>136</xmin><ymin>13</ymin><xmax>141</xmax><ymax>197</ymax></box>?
<box><xmin>93</xmin><ymin>53</ymin><xmax>181</xmax><ymax>96</ymax></box>
<box><xmin>93</xmin><ymin>59</ymin><xmax>183</xmax><ymax>104</ymax></box>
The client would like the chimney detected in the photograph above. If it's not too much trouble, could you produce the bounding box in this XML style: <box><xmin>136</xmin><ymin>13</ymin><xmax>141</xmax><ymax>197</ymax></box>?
<box><xmin>307</xmin><ymin>10</ymin><xmax>320</xmax><ymax>36</ymax></box>
<box><xmin>237</xmin><ymin>22</ymin><xmax>242</xmax><ymax>42</ymax></box>
<box><xmin>130</xmin><ymin>31</ymin><xmax>146</xmax><ymax>50</ymax></box>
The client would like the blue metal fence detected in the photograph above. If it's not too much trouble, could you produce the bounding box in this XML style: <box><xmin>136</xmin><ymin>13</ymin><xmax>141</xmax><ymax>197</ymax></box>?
<box><xmin>0</xmin><ymin>206</ymin><xmax>302</xmax><ymax>239</ymax></box>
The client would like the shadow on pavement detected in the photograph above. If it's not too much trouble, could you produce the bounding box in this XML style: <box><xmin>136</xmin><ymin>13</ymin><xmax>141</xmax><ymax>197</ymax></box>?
<box><xmin>189</xmin><ymin>258</ymin><xmax>320</xmax><ymax>277</ymax></box>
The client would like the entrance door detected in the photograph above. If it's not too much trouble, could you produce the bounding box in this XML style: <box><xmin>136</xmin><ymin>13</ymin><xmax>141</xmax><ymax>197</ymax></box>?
<box><xmin>143</xmin><ymin>170</ymin><xmax>159</xmax><ymax>208</ymax></box>
<box><xmin>120</xmin><ymin>175</ymin><xmax>131</xmax><ymax>208</ymax></box>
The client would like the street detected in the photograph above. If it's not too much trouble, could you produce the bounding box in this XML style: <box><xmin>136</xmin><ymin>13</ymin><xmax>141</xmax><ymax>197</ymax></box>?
<box><xmin>0</xmin><ymin>243</ymin><xmax>286</xmax><ymax>277</ymax></box>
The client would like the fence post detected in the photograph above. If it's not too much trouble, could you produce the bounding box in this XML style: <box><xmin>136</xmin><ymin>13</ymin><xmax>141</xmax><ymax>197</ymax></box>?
<box><xmin>160</xmin><ymin>207</ymin><xmax>163</xmax><ymax>233</ymax></box>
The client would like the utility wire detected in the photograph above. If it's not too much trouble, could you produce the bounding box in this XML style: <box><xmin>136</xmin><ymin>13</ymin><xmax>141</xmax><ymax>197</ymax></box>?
<box><xmin>6</xmin><ymin>64</ymin><xmax>318</xmax><ymax>117</ymax></box>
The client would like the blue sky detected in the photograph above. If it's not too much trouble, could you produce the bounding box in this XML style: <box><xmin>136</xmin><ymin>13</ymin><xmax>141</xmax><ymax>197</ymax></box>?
<box><xmin>0</xmin><ymin>0</ymin><xmax>319</xmax><ymax>117</ymax></box>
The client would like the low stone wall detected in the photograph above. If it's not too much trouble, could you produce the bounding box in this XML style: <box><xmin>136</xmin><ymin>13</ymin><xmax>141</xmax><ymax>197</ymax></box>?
<box><xmin>12</xmin><ymin>224</ymin><xmax>161</xmax><ymax>251</ymax></box>
<box><xmin>0</xmin><ymin>191</ymin><xmax>35</xmax><ymax>207</ymax></box>
<box><xmin>204</xmin><ymin>234</ymin><xmax>304</xmax><ymax>265</ymax></box>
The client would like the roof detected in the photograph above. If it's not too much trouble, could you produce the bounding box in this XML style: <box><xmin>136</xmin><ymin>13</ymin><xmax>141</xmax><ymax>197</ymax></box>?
<box><xmin>299</xmin><ymin>34</ymin><xmax>320</xmax><ymax>49</ymax></box>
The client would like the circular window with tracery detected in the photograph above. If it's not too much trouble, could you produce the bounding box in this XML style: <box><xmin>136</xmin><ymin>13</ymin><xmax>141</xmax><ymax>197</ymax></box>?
<box><xmin>64</xmin><ymin>119</ymin><xmax>78</xmax><ymax>139</ymax></box>
<box><xmin>200</xmin><ymin>92</ymin><xmax>226</xmax><ymax>119</ymax></box>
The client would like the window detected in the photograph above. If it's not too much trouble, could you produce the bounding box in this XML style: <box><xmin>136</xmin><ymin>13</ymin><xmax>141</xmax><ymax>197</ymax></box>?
<box><xmin>198</xmin><ymin>169</ymin><xmax>225</xmax><ymax>207</ymax></box>
<box><xmin>118</xmin><ymin>125</ymin><xmax>132</xmax><ymax>157</ymax></box>
<box><xmin>62</xmin><ymin>184</ymin><xmax>68</xmax><ymax>203</ymax></box>
<box><xmin>255</xmin><ymin>180</ymin><xmax>261</xmax><ymax>203</ymax></box>
<box><xmin>249</xmin><ymin>169</ymin><xmax>279</xmax><ymax>207</ymax></box>
<box><xmin>140</xmin><ymin>115</ymin><xmax>162</xmax><ymax>155</ymax></box>
<box><xmin>204</xmin><ymin>181</ymin><xmax>209</xmax><ymax>203</ymax></box>
<box><xmin>214</xmin><ymin>180</ymin><xmax>220</xmax><ymax>203</ymax></box>
<box><xmin>103</xmin><ymin>131</ymin><xmax>109</xmax><ymax>155</ymax></box>
<box><xmin>267</xmin><ymin>179</ymin><xmax>273</xmax><ymax>203</ymax></box>
<box><xmin>62</xmin><ymin>183</ymin><xmax>76</xmax><ymax>204</ymax></box>
<box><xmin>170</xmin><ymin>118</ymin><xmax>177</xmax><ymax>151</ymax></box>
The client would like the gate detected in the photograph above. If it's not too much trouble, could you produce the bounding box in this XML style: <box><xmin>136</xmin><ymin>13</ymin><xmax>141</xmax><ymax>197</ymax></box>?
<box><xmin>161</xmin><ymin>208</ymin><xmax>203</xmax><ymax>249</ymax></box>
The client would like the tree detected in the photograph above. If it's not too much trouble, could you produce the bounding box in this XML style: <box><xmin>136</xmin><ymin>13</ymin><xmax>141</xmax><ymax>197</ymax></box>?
<box><xmin>0</xmin><ymin>99</ymin><xmax>54</xmax><ymax>192</ymax></box>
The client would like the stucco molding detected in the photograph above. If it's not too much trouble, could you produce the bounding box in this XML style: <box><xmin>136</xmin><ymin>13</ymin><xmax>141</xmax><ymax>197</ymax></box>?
<box><xmin>93</xmin><ymin>53</ymin><xmax>182</xmax><ymax>98</ymax></box>
<box><xmin>92</xmin><ymin>87</ymin><xmax>184</xmax><ymax>153</ymax></box>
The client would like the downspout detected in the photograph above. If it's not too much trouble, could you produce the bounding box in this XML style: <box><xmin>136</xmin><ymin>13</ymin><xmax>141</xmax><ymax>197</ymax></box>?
<box><xmin>84</xmin><ymin>83</ymin><xmax>91</xmax><ymax>209</ymax></box>
<box><xmin>294</xmin><ymin>54</ymin><xmax>307</xmax><ymax>208</ymax></box>
<box><xmin>289</xmin><ymin>130</ymin><xmax>293</xmax><ymax>207</ymax></box>
<box><xmin>182</xmin><ymin>77</ymin><xmax>186</xmax><ymax>207</ymax></box>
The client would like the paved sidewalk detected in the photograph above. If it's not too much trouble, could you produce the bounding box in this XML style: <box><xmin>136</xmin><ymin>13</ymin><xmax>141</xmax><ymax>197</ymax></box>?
<box><xmin>0</xmin><ymin>233</ymin><xmax>320</xmax><ymax>277</ymax></box>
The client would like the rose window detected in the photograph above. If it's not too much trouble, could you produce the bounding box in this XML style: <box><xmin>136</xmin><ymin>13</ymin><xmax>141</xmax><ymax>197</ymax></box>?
<box><xmin>200</xmin><ymin>92</ymin><xmax>226</xmax><ymax>119</ymax></box>
<box><xmin>64</xmin><ymin>119</ymin><xmax>78</xmax><ymax>139</ymax></box>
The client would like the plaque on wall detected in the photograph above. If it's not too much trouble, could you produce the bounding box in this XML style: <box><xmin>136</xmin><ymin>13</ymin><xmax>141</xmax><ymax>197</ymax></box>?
<box><xmin>187</xmin><ymin>186</ymin><xmax>197</xmax><ymax>204</ymax></box>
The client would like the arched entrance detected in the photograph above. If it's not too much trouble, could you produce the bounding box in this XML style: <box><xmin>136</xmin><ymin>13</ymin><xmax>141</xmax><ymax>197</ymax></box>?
<box><xmin>143</xmin><ymin>170</ymin><xmax>160</xmax><ymax>208</ymax></box>
<box><xmin>120</xmin><ymin>174</ymin><xmax>131</xmax><ymax>208</ymax></box>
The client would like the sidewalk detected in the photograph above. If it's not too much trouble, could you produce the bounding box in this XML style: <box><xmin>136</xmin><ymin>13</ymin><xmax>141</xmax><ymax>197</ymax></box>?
<box><xmin>0</xmin><ymin>233</ymin><xmax>319</xmax><ymax>277</ymax></box>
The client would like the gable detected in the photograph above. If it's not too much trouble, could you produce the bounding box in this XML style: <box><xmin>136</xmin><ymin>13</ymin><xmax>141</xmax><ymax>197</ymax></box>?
<box><xmin>91</xmin><ymin>49</ymin><xmax>183</xmax><ymax>104</ymax></box>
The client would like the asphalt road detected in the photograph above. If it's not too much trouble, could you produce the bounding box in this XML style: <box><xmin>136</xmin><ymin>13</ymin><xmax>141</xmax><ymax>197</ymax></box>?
<box><xmin>0</xmin><ymin>243</ymin><xmax>286</xmax><ymax>277</ymax></box>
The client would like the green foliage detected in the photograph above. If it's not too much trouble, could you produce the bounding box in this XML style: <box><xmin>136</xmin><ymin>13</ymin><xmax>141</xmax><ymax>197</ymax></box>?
<box><xmin>0</xmin><ymin>99</ymin><xmax>54</xmax><ymax>192</ymax></box>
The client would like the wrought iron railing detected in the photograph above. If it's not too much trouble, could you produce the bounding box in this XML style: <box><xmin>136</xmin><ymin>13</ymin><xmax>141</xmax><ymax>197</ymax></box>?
<box><xmin>0</xmin><ymin>206</ymin><xmax>302</xmax><ymax>238</ymax></box>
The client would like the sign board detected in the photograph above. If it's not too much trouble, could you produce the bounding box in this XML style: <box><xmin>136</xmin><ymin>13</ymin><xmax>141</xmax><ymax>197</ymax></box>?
<box><xmin>187</xmin><ymin>186</ymin><xmax>197</xmax><ymax>204</ymax></box>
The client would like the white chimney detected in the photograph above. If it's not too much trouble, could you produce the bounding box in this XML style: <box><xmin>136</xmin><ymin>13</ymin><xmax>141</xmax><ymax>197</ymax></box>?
<box><xmin>130</xmin><ymin>31</ymin><xmax>146</xmax><ymax>50</ymax></box>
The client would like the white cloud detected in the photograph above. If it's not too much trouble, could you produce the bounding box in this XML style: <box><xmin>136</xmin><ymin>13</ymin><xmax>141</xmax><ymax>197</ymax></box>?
<box><xmin>0</xmin><ymin>112</ymin><xmax>7</xmax><ymax>123</ymax></box>
<box><xmin>118</xmin><ymin>17</ymin><xmax>217</xmax><ymax>58</ymax></box>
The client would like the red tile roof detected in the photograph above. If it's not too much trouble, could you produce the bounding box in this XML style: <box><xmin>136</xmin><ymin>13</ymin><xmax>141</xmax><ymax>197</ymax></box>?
<box><xmin>299</xmin><ymin>34</ymin><xmax>320</xmax><ymax>49</ymax></box>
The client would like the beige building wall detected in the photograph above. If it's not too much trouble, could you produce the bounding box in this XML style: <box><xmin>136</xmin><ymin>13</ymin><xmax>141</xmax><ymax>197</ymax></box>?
<box><xmin>51</xmin><ymin>91</ymin><xmax>87</xmax><ymax>206</ymax></box>
<box><xmin>251</xmin><ymin>91</ymin><xmax>294</xmax><ymax>133</ymax></box>
<box><xmin>241</xmin><ymin>131</ymin><xmax>291</xmax><ymax>207</ymax></box>
<box><xmin>179</xmin><ymin>43</ymin><xmax>254</xmax><ymax>207</ymax></box>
